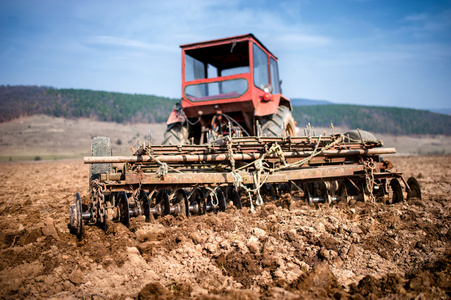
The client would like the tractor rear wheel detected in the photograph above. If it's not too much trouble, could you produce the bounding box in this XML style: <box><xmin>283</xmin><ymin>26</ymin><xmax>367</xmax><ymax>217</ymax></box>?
<box><xmin>261</xmin><ymin>106</ymin><xmax>295</xmax><ymax>137</ymax></box>
<box><xmin>162</xmin><ymin>123</ymin><xmax>189</xmax><ymax>145</ymax></box>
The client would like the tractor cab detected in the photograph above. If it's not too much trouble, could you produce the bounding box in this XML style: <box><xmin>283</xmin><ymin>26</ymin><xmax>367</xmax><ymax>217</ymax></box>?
<box><xmin>165</xmin><ymin>34</ymin><xmax>293</xmax><ymax>145</ymax></box>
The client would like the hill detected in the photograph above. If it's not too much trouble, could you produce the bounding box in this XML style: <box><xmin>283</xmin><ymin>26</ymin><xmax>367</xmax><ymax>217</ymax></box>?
<box><xmin>292</xmin><ymin>104</ymin><xmax>451</xmax><ymax>135</ymax></box>
<box><xmin>290</xmin><ymin>98</ymin><xmax>332</xmax><ymax>106</ymax></box>
<box><xmin>1</xmin><ymin>85</ymin><xmax>450</xmax><ymax>135</ymax></box>
<box><xmin>0</xmin><ymin>85</ymin><xmax>177</xmax><ymax>124</ymax></box>
<box><xmin>428</xmin><ymin>108</ymin><xmax>451</xmax><ymax>116</ymax></box>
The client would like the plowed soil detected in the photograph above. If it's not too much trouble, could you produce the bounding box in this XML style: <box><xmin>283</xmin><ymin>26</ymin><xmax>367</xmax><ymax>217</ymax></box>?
<box><xmin>0</xmin><ymin>156</ymin><xmax>450</xmax><ymax>299</ymax></box>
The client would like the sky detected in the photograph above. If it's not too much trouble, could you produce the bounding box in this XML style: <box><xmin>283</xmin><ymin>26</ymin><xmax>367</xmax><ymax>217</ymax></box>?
<box><xmin>0</xmin><ymin>0</ymin><xmax>450</xmax><ymax>110</ymax></box>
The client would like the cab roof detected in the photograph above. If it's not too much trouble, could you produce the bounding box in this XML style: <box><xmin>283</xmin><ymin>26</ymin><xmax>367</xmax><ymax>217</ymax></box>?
<box><xmin>180</xmin><ymin>33</ymin><xmax>277</xmax><ymax>59</ymax></box>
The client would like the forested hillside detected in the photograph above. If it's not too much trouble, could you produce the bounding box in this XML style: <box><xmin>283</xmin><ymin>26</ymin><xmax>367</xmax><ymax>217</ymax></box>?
<box><xmin>0</xmin><ymin>85</ymin><xmax>176</xmax><ymax>123</ymax></box>
<box><xmin>1</xmin><ymin>85</ymin><xmax>450</xmax><ymax>135</ymax></box>
<box><xmin>293</xmin><ymin>105</ymin><xmax>451</xmax><ymax>135</ymax></box>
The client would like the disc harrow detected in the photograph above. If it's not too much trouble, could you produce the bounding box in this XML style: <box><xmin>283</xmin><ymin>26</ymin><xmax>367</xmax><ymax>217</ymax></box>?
<box><xmin>69</xmin><ymin>134</ymin><xmax>421</xmax><ymax>238</ymax></box>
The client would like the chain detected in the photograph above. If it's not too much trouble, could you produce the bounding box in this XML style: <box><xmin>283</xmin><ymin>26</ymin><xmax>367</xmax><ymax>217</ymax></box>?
<box><xmin>90</xmin><ymin>179</ymin><xmax>106</xmax><ymax>224</ymax></box>
<box><xmin>227</xmin><ymin>137</ymin><xmax>276</xmax><ymax>211</ymax></box>
<box><xmin>98</xmin><ymin>193</ymin><xmax>105</xmax><ymax>223</ymax></box>
<box><xmin>226</xmin><ymin>136</ymin><xmax>236</xmax><ymax>172</ymax></box>
<box><xmin>226</xmin><ymin>137</ymin><xmax>342</xmax><ymax>211</ymax></box>
<box><xmin>363</xmin><ymin>158</ymin><xmax>376</xmax><ymax>203</ymax></box>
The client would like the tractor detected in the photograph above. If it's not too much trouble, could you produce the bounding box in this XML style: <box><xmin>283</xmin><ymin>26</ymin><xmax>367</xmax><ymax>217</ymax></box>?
<box><xmin>163</xmin><ymin>34</ymin><xmax>295</xmax><ymax>145</ymax></box>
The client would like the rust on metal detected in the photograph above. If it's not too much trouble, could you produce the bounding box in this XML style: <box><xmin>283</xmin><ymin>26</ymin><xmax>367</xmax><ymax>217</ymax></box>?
<box><xmin>85</xmin><ymin>148</ymin><xmax>396</xmax><ymax>164</ymax></box>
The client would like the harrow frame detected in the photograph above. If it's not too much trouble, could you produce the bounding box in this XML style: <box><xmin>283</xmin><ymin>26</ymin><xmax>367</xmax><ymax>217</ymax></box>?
<box><xmin>69</xmin><ymin>134</ymin><xmax>421</xmax><ymax>238</ymax></box>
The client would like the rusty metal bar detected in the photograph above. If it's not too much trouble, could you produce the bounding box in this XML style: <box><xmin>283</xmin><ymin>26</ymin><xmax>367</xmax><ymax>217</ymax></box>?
<box><xmin>101</xmin><ymin>163</ymin><xmax>379</xmax><ymax>186</ymax></box>
<box><xmin>85</xmin><ymin>148</ymin><xmax>396</xmax><ymax>164</ymax></box>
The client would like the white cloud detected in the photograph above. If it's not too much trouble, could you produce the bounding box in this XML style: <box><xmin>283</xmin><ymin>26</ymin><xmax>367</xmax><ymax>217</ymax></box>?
<box><xmin>83</xmin><ymin>36</ymin><xmax>176</xmax><ymax>53</ymax></box>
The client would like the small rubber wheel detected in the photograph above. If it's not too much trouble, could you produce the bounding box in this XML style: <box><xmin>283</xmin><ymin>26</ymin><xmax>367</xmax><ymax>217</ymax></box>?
<box><xmin>117</xmin><ymin>191</ymin><xmax>130</xmax><ymax>227</ymax></box>
<box><xmin>407</xmin><ymin>177</ymin><xmax>422</xmax><ymax>200</ymax></box>
<box><xmin>69</xmin><ymin>192</ymin><xmax>83</xmax><ymax>238</ymax></box>
<box><xmin>390</xmin><ymin>178</ymin><xmax>404</xmax><ymax>204</ymax></box>
<box><xmin>89</xmin><ymin>137</ymin><xmax>112</xmax><ymax>191</ymax></box>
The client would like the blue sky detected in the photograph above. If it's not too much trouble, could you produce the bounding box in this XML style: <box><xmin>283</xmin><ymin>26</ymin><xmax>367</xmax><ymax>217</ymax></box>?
<box><xmin>1</xmin><ymin>0</ymin><xmax>450</xmax><ymax>109</ymax></box>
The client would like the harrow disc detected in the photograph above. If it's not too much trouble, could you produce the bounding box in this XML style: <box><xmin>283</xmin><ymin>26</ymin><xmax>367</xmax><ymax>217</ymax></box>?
<box><xmin>69</xmin><ymin>192</ymin><xmax>83</xmax><ymax>238</ymax></box>
<box><xmin>215</xmin><ymin>188</ymin><xmax>227</xmax><ymax>212</ymax></box>
<box><xmin>190</xmin><ymin>188</ymin><xmax>206</xmax><ymax>215</ymax></box>
<box><xmin>390</xmin><ymin>178</ymin><xmax>404</xmax><ymax>204</ymax></box>
<box><xmin>156</xmin><ymin>190</ymin><xmax>171</xmax><ymax>216</ymax></box>
<box><xmin>338</xmin><ymin>184</ymin><xmax>348</xmax><ymax>203</ymax></box>
<box><xmin>226</xmin><ymin>186</ymin><xmax>242</xmax><ymax>209</ymax></box>
<box><xmin>407</xmin><ymin>177</ymin><xmax>422</xmax><ymax>200</ymax></box>
<box><xmin>277</xmin><ymin>183</ymin><xmax>291</xmax><ymax>196</ymax></box>
<box><xmin>307</xmin><ymin>192</ymin><xmax>313</xmax><ymax>206</ymax></box>
<box><xmin>174</xmin><ymin>189</ymin><xmax>190</xmax><ymax>217</ymax></box>
<box><xmin>117</xmin><ymin>191</ymin><xmax>130</xmax><ymax>227</ymax></box>
<box><xmin>260</xmin><ymin>183</ymin><xmax>276</xmax><ymax>201</ymax></box>
<box><xmin>139</xmin><ymin>190</ymin><xmax>152</xmax><ymax>222</ymax></box>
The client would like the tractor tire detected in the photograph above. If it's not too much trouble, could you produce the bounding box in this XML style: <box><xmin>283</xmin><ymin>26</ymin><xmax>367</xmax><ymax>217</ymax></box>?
<box><xmin>89</xmin><ymin>137</ymin><xmax>112</xmax><ymax>189</ymax></box>
<box><xmin>162</xmin><ymin>123</ymin><xmax>189</xmax><ymax>145</ymax></box>
<box><xmin>261</xmin><ymin>106</ymin><xmax>295</xmax><ymax>137</ymax></box>
<box><xmin>343</xmin><ymin>130</ymin><xmax>378</xmax><ymax>143</ymax></box>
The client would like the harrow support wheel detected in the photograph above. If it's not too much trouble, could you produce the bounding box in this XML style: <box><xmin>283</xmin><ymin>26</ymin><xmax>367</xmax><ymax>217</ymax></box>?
<box><xmin>407</xmin><ymin>177</ymin><xmax>422</xmax><ymax>200</ymax></box>
<box><xmin>117</xmin><ymin>191</ymin><xmax>130</xmax><ymax>227</ymax></box>
<box><xmin>390</xmin><ymin>178</ymin><xmax>404</xmax><ymax>204</ymax></box>
<box><xmin>69</xmin><ymin>192</ymin><xmax>83</xmax><ymax>238</ymax></box>
<box><xmin>89</xmin><ymin>137</ymin><xmax>112</xmax><ymax>191</ymax></box>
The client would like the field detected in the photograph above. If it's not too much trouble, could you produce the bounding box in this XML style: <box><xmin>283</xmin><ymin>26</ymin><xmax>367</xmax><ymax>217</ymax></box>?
<box><xmin>0</xmin><ymin>155</ymin><xmax>449</xmax><ymax>299</ymax></box>
<box><xmin>0</xmin><ymin>115</ymin><xmax>166</xmax><ymax>161</ymax></box>
<box><xmin>1</xmin><ymin>115</ymin><xmax>451</xmax><ymax>162</ymax></box>
<box><xmin>0</xmin><ymin>115</ymin><xmax>450</xmax><ymax>298</ymax></box>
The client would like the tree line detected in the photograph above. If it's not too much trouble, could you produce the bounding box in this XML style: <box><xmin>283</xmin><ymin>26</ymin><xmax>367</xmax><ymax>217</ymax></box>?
<box><xmin>292</xmin><ymin>104</ymin><xmax>451</xmax><ymax>135</ymax></box>
<box><xmin>1</xmin><ymin>85</ymin><xmax>450</xmax><ymax>135</ymax></box>
<box><xmin>0</xmin><ymin>85</ymin><xmax>176</xmax><ymax>124</ymax></box>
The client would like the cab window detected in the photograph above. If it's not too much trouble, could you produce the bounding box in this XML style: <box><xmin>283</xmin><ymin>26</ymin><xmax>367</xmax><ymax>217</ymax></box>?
<box><xmin>270</xmin><ymin>57</ymin><xmax>281</xmax><ymax>94</ymax></box>
<box><xmin>253</xmin><ymin>43</ymin><xmax>269</xmax><ymax>90</ymax></box>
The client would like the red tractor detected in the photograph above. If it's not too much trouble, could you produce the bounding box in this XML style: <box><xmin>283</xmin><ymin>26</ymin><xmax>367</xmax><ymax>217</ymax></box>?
<box><xmin>163</xmin><ymin>34</ymin><xmax>296</xmax><ymax>145</ymax></box>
